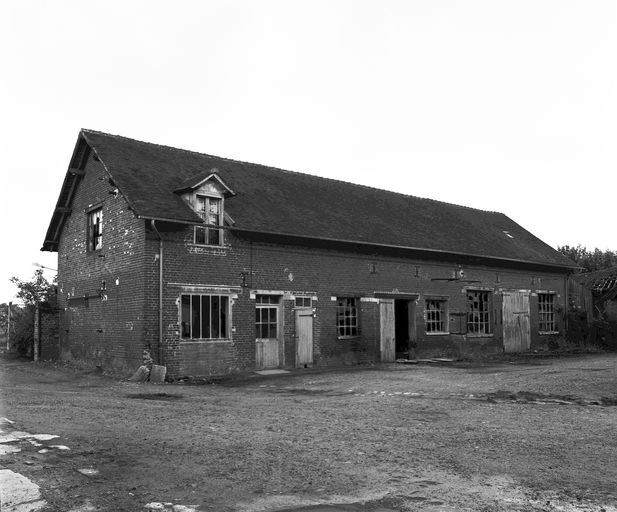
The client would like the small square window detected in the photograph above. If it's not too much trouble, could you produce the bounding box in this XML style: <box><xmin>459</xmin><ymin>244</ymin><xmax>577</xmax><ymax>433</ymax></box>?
<box><xmin>295</xmin><ymin>296</ymin><xmax>312</xmax><ymax>308</ymax></box>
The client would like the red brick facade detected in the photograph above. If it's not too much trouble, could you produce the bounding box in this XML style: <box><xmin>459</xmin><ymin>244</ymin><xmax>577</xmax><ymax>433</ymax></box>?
<box><xmin>48</xmin><ymin>133</ymin><xmax>570</xmax><ymax>378</ymax></box>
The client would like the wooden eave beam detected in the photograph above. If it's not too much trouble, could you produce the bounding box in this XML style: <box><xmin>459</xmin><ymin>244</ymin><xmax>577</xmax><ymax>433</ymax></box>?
<box><xmin>68</xmin><ymin>167</ymin><xmax>86</xmax><ymax>176</ymax></box>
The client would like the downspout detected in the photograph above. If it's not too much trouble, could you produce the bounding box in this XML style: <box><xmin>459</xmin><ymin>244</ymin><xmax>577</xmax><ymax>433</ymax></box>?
<box><xmin>564</xmin><ymin>273</ymin><xmax>569</xmax><ymax>335</ymax></box>
<box><xmin>150</xmin><ymin>220</ymin><xmax>164</xmax><ymax>366</ymax></box>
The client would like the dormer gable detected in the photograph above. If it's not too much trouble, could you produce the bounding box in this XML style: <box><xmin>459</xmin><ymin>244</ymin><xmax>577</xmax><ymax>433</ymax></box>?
<box><xmin>174</xmin><ymin>168</ymin><xmax>235</xmax><ymax>197</ymax></box>
<box><xmin>176</xmin><ymin>170</ymin><xmax>235</xmax><ymax>246</ymax></box>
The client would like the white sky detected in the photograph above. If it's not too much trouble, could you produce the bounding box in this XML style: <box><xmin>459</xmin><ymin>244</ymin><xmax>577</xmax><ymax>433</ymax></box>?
<box><xmin>1</xmin><ymin>0</ymin><xmax>616</xmax><ymax>303</ymax></box>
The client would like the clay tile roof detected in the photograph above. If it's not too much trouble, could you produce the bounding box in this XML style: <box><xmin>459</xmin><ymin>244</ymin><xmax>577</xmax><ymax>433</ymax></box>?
<box><xmin>577</xmin><ymin>266</ymin><xmax>617</xmax><ymax>300</ymax></box>
<box><xmin>43</xmin><ymin>129</ymin><xmax>576</xmax><ymax>270</ymax></box>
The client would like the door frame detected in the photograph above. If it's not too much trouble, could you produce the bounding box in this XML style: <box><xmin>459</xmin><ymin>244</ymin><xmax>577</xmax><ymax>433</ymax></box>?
<box><xmin>255</xmin><ymin>294</ymin><xmax>283</xmax><ymax>370</ymax></box>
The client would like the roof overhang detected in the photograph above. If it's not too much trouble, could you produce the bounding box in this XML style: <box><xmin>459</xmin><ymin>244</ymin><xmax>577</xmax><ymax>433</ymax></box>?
<box><xmin>230</xmin><ymin>227</ymin><xmax>577</xmax><ymax>274</ymax></box>
<box><xmin>42</xmin><ymin>134</ymin><xmax>91</xmax><ymax>252</ymax></box>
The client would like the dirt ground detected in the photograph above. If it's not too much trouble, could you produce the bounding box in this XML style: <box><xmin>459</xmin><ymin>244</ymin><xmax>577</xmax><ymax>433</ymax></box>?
<box><xmin>1</xmin><ymin>353</ymin><xmax>617</xmax><ymax>512</ymax></box>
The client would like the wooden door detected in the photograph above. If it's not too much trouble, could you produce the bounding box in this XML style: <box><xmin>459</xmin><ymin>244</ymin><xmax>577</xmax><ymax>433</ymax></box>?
<box><xmin>255</xmin><ymin>297</ymin><xmax>280</xmax><ymax>370</ymax></box>
<box><xmin>256</xmin><ymin>339</ymin><xmax>279</xmax><ymax>369</ymax></box>
<box><xmin>380</xmin><ymin>299</ymin><xmax>395</xmax><ymax>362</ymax></box>
<box><xmin>502</xmin><ymin>291</ymin><xmax>531</xmax><ymax>353</ymax></box>
<box><xmin>295</xmin><ymin>308</ymin><xmax>314</xmax><ymax>367</ymax></box>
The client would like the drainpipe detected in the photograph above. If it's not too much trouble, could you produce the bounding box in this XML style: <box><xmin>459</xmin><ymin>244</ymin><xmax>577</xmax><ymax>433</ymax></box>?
<box><xmin>150</xmin><ymin>220</ymin><xmax>164</xmax><ymax>366</ymax></box>
<box><xmin>564</xmin><ymin>273</ymin><xmax>569</xmax><ymax>335</ymax></box>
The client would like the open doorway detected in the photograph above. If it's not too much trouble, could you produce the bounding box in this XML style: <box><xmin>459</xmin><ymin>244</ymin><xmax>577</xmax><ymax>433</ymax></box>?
<box><xmin>395</xmin><ymin>299</ymin><xmax>414</xmax><ymax>359</ymax></box>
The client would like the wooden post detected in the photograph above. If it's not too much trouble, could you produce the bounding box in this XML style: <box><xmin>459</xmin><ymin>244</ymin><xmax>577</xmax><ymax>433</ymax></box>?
<box><xmin>6</xmin><ymin>302</ymin><xmax>11</xmax><ymax>352</ymax></box>
<box><xmin>34</xmin><ymin>304</ymin><xmax>40</xmax><ymax>362</ymax></box>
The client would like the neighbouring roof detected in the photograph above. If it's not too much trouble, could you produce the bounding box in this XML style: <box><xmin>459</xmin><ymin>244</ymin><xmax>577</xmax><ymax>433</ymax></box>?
<box><xmin>576</xmin><ymin>267</ymin><xmax>617</xmax><ymax>301</ymax></box>
<box><xmin>42</xmin><ymin>129</ymin><xmax>576</xmax><ymax>270</ymax></box>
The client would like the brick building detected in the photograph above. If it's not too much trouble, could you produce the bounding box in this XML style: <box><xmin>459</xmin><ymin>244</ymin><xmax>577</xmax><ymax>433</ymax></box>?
<box><xmin>42</xmin><ymin>130</ymin><xmax>576</xmax><ymax>377</ymax></box>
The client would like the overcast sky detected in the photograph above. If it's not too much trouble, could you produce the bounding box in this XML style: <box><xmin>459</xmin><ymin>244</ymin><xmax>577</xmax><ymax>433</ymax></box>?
<box><xmin>1</xmin><ymin>0</ymin><xmax>616</xmax><ymax>303</ymax></box>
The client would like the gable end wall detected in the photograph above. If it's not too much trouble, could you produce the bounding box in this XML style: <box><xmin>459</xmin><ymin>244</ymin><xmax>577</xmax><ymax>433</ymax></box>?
<box><xmin>54</xmin><ymin>152</ymin><xmax>147</xmax><ymax>372</ymax></box>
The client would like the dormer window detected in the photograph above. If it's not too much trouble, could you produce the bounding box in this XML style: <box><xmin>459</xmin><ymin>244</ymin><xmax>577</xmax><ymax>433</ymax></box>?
<box><xmin>195</xmin><ymin>195</ymin><xmax>222</xmax><ymax>246</ymax></box>
<box><xmin>175</xmin><ymin>169</ymin><xmax>235</xmax><ymax>247</ymax></box>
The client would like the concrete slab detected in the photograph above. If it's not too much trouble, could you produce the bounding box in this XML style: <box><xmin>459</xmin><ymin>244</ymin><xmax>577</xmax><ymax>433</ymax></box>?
<box><xmin>254</xmin><ymin>369</ymin><xmax>291</xmax><ymax>375</ymax></box>
<box><xmin>0</xmin><ymin>469</ymin><xmax>47</xmax><ymax>512</ymax></box>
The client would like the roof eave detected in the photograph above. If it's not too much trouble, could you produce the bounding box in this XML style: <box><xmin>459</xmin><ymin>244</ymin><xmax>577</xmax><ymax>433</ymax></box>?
<box><xmin>230</xmin><ymin>227</ymin><xmax>577</xmax><ymax>273</ymax></box>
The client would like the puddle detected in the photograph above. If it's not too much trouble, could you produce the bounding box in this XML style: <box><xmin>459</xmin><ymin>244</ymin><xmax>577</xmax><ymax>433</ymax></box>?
<box><xmin>127</xmin><ymin>393</ymin><xmax>184</xmax><ymax>401</ymax></box>
<box><xmin>144</xmin><ymin>501</ymin><xmax>198</xmax><ymax>511</ymax></box>
<box><xmin>274</xmin><ymin>504</ymin><xmax>399</xmax><ymax>512</ymax></box>
<box><xmin>77</xmin><ymin>468</ymin><xmax>99</xmax><ymax>476</ymax></box>
<box><xmin>484</xmin><ymin>391</ymin><xmax>617</xmax><ymax>406</ymax></box>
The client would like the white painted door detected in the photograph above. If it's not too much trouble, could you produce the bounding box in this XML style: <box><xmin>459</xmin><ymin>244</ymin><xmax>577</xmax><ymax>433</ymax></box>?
<box><xmin>295</xmin><ymin>308</ymin><xmax>313</xmax><ymax>367</ymax></box>
<box><xmin>502</xmin><ymin>291</ymin><xmax>531</xmax><ymax>353</ymax></box>
<box><xmin>380</xmin><ymin>299</ymin><xmax>395</xmax><ymax>362</ymax></box>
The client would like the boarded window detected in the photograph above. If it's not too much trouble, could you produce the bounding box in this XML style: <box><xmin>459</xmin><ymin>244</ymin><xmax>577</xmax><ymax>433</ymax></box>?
<box><xmin>337</xmin><ymin>297</ymin><xmax>358</xmax><ymax>337</ymax></box>
<box><xmin>195</xmin><ymin>195</ymin><xmax>223</xmax><ymax>245</ymax></box>
<box><xmin>467</xmin><ymin>290</ymin><xmax>491</xmax><ymax>334</ymax></box>
<box><xmin>255</xmin><ymin>295</ymin><xmax>279</xmax><ymax>339</ymax></box>
<box><xmin>538</xmin><ymin>293</ymin><xmax>556</xmax><ymax>332</ymax></box>
<box><xmin>181</xmin><ymin>294</ymin><xmax>229</xmax><ymax>339</ymax></box>
<box><xmin>425</xmin><ymin>300</ymin><xmax>447</xmax><ymax>333</ymax></box>
<box><xmin>449</xmin><ymin>312</ymin><xmax>467</xmax><ymax>334</ymax></box>
<box><xmin>87</xmin><ymin>208</ymin><xmax>102</xmax><ymax>251</ymax></box>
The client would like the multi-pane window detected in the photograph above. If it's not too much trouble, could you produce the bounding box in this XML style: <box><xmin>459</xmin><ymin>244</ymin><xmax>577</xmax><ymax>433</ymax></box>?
<box><xmin>181</xmin><ymin>294</ymin><xmax>229</xmax><ymax>339</ymax></box>
<box><xmin>425</xmin><ymin>300</ymin><xmax>448</xmax><ymax>333</ymax></box>
<box><xmin>336</xmin><ymin>297</ymin><xmax>358</xmax><ymax>337</ymax></box>
<box><xmin>255</xmin><ymin>295</ymin><xmax>279</xmax><ymax>339</ymax></box>
<box><xmin>295</xmin><ymin>296</ymin><xmax>312</xmax><ymax>308</ymax></box>
<box><xmin>87</xmin><ymin>208</ymin><xmax>102</xmax><ymax>251</ymax></box>
<box><xmin>194</xmin><ymin>195</ymin><xmax>223</xmax><ymax>245</ymax></box>
<box><xmin>467</xmin><ymin>290</ymin><xmax>491</xmax><ymax>334</ymax></box>
<box><xmin>538</xmin><ymin>293</ymin><xmax>556</xmax><ymax>332</ymax></box>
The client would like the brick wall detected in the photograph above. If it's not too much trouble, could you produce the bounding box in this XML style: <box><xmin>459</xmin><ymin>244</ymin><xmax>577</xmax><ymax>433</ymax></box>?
<box><xmin>56</xmin><ymin>152</ymin><xmax>147</xmax><ymax>373</ymax></box>
<box><xmin>52</xmin><ymin>160</ymin><xmax>568</xmax><ymax>378</ymax></box>
<box><xmin>142</xmin><ymin>225</ymin><xmax>568</xmax><ymax>378</ymax></box>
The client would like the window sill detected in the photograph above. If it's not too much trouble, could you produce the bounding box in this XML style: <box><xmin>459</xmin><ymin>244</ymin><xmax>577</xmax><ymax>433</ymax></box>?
<box><xmin>337</xmin><ymin>335</ymin><xmax>360</xmax><ymax>340</ymax></box>
<box><xmin>190</xmin><ymin>243</ymin><xmax>226</xmax><ymax>248</ymax></box>
<box><xmin>186</xmin><ymin>244</ymin><xmax>228</xmax><ymax>255</ymax></box>
<box><xmin>539</xmin><ymin>331</ymin><xmax>559</xmax><ymax>335</ymax></box>
<box><xmin>425</xmin><ymin>331</ymin><xmax>450</xmax><ymax>336</ymax></box>
<box><xmin>180</xmin><ymin>339</ymin><xmax>232</xmax><ymax>344</ymax></box>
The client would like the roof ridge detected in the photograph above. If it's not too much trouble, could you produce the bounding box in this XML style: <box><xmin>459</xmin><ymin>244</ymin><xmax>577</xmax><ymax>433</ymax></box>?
<box><xmin>80</xmin><ymin>128</ymin><xmax>500</xmax><ymax>216</ymax></box>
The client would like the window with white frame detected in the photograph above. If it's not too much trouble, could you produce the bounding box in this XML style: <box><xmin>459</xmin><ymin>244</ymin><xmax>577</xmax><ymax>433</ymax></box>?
<box><xmin>87</xmin><ymin>207</ymin><xmax>102</xmax><ymax>251</ymax></box>
<box><xmin>336</xmin><ymin>297</ymin><xmax>358</xmax><ymax>337</ymax></box>
<box><xmin>194</xmin><ymin>195</ymin><xmax>223</xmax><ymax>246</ymax></box>
<box><xmin>181</xmin><ymin>294</ymin><xmax>229</xmax><ymax>339</ymax></box>
<box><xmin>466</xmin><ymin>290</ymin><xmax>491</xmax><ymax>334</ymax></box>
<box><xmin>255</xmin><ymin>295</ymin><xmax>280</xmax><ymax>339</ymax></box>
<box><xmin>425</xmin><ymin>299</ymin><xmax>448</xmax><ymax>333</ymax></box>
<box><xmin>538</xmin><ymin>293</ymin><xmax>556</xmax><ymax>332</ymax></box>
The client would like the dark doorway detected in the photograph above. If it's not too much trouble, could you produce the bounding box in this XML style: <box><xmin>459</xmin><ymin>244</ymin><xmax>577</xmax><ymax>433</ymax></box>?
<box><xmin>395</xmin><ymin>300</ymin><xmax>411</xmax><ymax>358</ymax></box>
